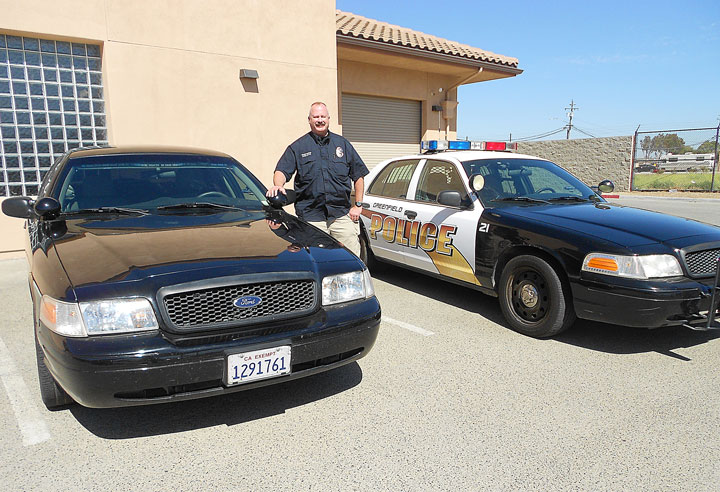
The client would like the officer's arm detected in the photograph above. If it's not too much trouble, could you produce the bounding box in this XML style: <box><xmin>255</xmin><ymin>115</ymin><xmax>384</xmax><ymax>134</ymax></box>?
<box><xmin>267</xmin><ymin>171</ymin><xmax>287</xmax><ymax>197</ymax></box>
<box><xmin>267</xmin><ymin>146</ymin><xmax>296</xmax><ymax>197</ymax></box>
<box><xmin>349</xmin><ymin>177</ymin><xmax>364</xmax><ymax>221</ymax></box>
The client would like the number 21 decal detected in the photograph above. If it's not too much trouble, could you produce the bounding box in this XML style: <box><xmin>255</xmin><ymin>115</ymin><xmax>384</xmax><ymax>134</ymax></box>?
<box><xmin>478</xmin><ymin>223</ymin><xmax>490</xmax><ymax>233</ymax></box>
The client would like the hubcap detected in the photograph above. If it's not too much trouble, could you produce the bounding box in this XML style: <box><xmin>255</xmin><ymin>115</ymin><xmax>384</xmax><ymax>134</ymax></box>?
<box><xmin>519</xmin><ymin>283</ymin><xmax>538</xmax><ymax>308</ymax></box>
<box><xmin>509</xmin><ymin>269</ymin><xmax>548</xmax><ymax>324</ymax></box>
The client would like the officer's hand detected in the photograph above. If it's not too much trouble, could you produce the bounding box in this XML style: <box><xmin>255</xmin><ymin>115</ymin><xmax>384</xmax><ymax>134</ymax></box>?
<box><xmin>349</xmin><ymin>205</ymin><xmax>362</xmax><ymax>222</ymax></box>
<box><xmin>266</xmin><ymin>186</ymin><xmax>287</xmax><ymax>198</ymax></box>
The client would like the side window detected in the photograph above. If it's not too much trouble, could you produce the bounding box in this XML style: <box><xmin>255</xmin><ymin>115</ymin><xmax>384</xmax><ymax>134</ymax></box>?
<box><xmin>415</xmin><ymin>159</ymin><xmax>466</xmax><ymax>203</ymax></box>
<box><xmin>367</xmin><ymin>159</ymin><xmax>419</xmax><ymax>199</ymax></box>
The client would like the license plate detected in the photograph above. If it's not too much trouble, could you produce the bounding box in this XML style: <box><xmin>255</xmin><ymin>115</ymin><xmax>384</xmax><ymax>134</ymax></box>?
<box><xmin>225</xmin><ymin>346</ymin><xmax>291</xmax><ymax>386</ymax></box>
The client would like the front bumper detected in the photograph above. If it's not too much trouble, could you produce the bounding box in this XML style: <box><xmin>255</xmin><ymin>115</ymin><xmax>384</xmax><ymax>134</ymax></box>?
<box><xmin>37</xmin><ymin>297</ymin><xmax>381</xmax><ymax>408</ymax></box>
<box><xmin>571</xmin><ymin>273</ymin><xmax>718</xmax><ymax>329</ymax></box>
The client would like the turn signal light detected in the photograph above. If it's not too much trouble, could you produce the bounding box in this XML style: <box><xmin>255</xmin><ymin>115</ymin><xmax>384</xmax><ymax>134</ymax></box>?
<box><xmin>586</xmin><ymin>257</ymin><xmax>618</xmax><ymax>272</ymax></box>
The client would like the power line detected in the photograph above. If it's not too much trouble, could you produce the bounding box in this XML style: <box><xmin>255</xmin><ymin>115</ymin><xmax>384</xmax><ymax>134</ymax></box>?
<box><xmin>511</xmin><ymin>127</ymin><xmax>567</xmax><ymax>142</ymax></box>
<box><xmin>573</xmin><ymin>126</ymin><xmax>596</xmax><ymax>138</ymax></box>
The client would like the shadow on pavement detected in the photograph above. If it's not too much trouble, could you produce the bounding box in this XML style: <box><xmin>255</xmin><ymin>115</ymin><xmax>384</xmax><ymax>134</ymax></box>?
<box><xmin>372</xmin><ymin>261</ymin><xmax>720</xmax><ymax>358</ymax></box>
<box><xmin>370</xmin><ymin>261</ymin><xmax>507</xmax><ymax>325</ymax></box>
<box><xmin>70</xmin><ymin>362</ymin><xmax>362</xmax><ymax>439</ymax></box>
<box><xmin>555</xmin><ymin>320</ymin><xmax>720</xmax><ymax>359</ymax></box>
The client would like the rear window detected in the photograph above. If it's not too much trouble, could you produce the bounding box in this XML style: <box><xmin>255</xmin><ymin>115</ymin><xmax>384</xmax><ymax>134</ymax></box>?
<box><xmin>368</xmin><ymin>159</ymin><xmax>419</xmax><ymax>199</ymax></box>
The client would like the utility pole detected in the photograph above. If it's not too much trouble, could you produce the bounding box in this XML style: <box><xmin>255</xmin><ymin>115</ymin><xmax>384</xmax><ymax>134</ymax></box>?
<box><xmin>565</xmin><ymin>100</ymin><xmax>578</xmax><ymax>139</ymax></box>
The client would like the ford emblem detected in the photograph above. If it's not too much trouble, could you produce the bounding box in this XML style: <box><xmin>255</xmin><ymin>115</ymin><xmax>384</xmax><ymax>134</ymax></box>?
<box><xmin>233</xmin><ymin>296</ymin><xmax>262</xmax><ymax>308</ymax></box>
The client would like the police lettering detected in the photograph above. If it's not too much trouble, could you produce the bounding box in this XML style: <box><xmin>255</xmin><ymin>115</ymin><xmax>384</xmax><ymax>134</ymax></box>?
<box><xmin>372</xmin><ymin>203</ymin><xmax>404</xmax><ymax>213</ymax></box>
<box><xmin>368</xmin><ymin>213</ymin><xmax>456</xmax><ymax>255</ymax></box>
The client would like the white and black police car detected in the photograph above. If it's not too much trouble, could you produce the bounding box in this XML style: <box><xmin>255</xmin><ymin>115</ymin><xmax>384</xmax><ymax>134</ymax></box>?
<box><xmin>358</xmin><ymin>140</ymin><xmax>720</xmax><ymax>338</ymax></box>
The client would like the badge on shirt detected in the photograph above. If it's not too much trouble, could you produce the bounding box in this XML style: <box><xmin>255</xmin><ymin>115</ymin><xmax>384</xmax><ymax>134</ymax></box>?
<box><xmin>335</xmin><ymin>146</ymin><xmax>344</xmax><ymax>158</ymax></box>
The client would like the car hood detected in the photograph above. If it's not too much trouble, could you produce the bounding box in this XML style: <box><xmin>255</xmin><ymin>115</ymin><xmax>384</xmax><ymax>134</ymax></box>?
<box><xmin>500</xmin><ymin>202</ymin><xmax>720</xmax><ymax>248</ymax></box>
<box><xmin>50</xmin><ymin>210</ymin><xmax>351</xmax><ymax>289</ymax></box>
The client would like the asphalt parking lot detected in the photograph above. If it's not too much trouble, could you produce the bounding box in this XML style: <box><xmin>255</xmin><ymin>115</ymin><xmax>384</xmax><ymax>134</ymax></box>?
<box><xmin>1</xmin><ymin>197</ymin><xmax>719</xmax><ymax>491</ymax></box>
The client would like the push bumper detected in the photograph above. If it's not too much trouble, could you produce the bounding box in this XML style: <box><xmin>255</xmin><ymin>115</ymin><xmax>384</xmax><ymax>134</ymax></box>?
<box><xmin>37</xmin><ymin>297</ymin><xmax>381</xmax><ymax>408</ymax></box>
<box><xmin>571</xmin><ymin>270</ymin><xmax>719</xmax><ymax>329</ymax></box>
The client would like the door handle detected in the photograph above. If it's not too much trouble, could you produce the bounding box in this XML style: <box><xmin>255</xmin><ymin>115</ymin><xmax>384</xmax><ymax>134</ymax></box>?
<box><xmin>404</xmin><ymin>210</ymin><xmax>417</xmax><ymax>220</ymax></box>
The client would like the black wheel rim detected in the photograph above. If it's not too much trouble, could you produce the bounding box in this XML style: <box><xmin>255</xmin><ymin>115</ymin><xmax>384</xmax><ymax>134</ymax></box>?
<box><xmin>509</xmin><ymin>268</ymin><xmax>549</xmax><ymax>324</ymax></box>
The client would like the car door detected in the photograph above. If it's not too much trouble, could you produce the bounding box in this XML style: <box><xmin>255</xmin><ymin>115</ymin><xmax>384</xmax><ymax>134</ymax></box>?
<box><xmin>401</xmin><ymin>158</ymin><xmax>483</xmax><ymax>287</ymax></box>
<box><xmin>361</xmin><ymin>158</ymin><xmax>421</xmax><ymax>265</ymax></box>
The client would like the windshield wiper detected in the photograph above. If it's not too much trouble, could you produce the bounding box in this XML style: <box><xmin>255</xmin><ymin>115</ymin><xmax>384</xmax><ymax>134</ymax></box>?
<box><xmin>547</xmin><ymin>196</ymin><xmax>589</xmax><ymax>202</ymax></box>
<box><xmin>64</xmin><ymin>207</ymin><xmax>149</xmax><ymax>216</ymax></box>
<box><xmin>157</xmin><ymin>202</ymin><xmax>242</xmax><ymax>211</ymax></box>
<box><xmin>494</xmin><ymin>196</ymin><xmax>550</xmax><ymax>204</ymax></box>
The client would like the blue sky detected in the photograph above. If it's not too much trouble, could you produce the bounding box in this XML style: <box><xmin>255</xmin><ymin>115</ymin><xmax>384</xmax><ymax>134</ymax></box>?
<box><xmin>336</xmin><ymin>0</ymin><xmax>720</xmax><ymax>142</ymax></box>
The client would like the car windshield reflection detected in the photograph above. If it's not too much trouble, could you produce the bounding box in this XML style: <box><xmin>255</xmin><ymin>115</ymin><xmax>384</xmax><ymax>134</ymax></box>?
<box><xmin>53</xmin><ymin>154</ymin><xmax>268</xmax><ymax>214</ymax></box>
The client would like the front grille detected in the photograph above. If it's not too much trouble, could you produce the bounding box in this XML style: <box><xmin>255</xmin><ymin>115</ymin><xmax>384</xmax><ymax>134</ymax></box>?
<box><xmin>163</xmin><ymin>280</ymin><xmax>316</xmax><ymax>329</ymax></box>
<box><xmin>684</xmin><ymin>248</ymin><xmax>720</xmax><ymax>276</ymax></box>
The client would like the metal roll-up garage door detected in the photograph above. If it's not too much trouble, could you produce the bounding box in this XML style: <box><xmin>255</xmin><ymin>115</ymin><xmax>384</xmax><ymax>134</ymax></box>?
<box><xmin>341</xmin><ymin>94</ymin><xmax>421</xmax><ymax>170</ymax></box>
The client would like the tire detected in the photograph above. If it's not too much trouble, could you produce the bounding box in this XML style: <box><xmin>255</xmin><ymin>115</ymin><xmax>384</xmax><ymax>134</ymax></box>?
<box><xmin>498</xmin><ymin>255</ymin><xmax>576</xmax><ymax>338</ymax></box>
<box><xmin>359</xmin><ymin>232</ymin><xmax>380</xmax><ymax>272</ymax></box>
<box><xmin>35</xmin><ymin>337</ymin><xmax>73</xmax><ymax>409</ymax></box>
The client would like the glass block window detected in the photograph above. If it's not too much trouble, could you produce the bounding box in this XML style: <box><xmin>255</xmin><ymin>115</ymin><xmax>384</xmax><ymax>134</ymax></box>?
<box><xmin>0</xmin><ymin>34</ymin><xmax>107</xmax><ymax>197</ymax></box>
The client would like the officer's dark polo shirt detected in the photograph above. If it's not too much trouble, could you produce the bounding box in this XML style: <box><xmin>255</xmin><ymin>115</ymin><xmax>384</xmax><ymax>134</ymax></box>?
<box><xmin>275</xmin><ymin>131</ymin><xmax>368</xmax><ymax>222</ymax></box>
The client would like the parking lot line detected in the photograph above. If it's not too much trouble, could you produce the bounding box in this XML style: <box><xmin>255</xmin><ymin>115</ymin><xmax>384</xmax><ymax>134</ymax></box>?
<box><xmin>383</xmin><ymin>316</ymin><xmax>435</xmax><ymax>336</ymax></box>
<box><xmin>0</xmin><ymin>336</ymin><xmax>51</xmax><ymax>446</ymax></box>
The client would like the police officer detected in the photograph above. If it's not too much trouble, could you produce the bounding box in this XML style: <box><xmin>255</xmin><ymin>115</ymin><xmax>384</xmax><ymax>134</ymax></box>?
<box><xmin>266</xmin><ymin>101</ymin><xmax>368</xmax><ymax>256</ymax></box>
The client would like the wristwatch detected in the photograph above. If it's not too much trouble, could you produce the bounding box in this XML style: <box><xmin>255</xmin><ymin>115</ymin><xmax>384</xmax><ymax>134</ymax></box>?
<box><xmin>354</xmin><ymin>201</ymin><xmax>363</xmax><ymax>207</ymax></box>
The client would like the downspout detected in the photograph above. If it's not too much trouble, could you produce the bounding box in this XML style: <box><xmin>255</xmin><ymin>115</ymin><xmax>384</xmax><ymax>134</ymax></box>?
<box><xmin>442</xmin><ymin>68</ymin><xmax>483</xmax><ymax>138</ymax></box>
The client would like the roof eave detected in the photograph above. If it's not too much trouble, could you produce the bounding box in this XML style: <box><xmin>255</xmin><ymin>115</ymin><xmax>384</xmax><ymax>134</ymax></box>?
<box><xmin>337</xmin><ymin>35</ymin><xmax>522</xmax><ymax>76</ymax></box>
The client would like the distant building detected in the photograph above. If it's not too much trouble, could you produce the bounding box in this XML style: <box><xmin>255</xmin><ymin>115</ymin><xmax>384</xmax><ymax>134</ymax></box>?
<box><xmin>657</xmin><ymin>153</ymin><xmax>716</xmax><ymax>172</ymax></box>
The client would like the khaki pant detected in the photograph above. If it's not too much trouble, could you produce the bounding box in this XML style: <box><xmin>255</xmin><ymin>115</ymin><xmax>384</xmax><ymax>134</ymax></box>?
<box><xmin>308</xmin><ymin>214</ymin><xmax>360</xmax><ymax>257</ymax></box>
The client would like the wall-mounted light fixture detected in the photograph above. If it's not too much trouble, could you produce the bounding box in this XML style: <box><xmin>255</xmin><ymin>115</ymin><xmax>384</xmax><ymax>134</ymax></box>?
<box><xmin>239</xmin><ymin>69</ymin><xmax>259</xmax><ymax>79</ymax></box>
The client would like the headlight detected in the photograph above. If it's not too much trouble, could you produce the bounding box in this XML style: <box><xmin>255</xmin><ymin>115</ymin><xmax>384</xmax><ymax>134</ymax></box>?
<box><xmin>39</xmin><ymin>296</ymin><xmax>158</xmax><ymax>337</ymax></box>
<box><xmin>582</xmin><ymin>253</ymin><xmax>682</xmax><ymax>279</ymax></box>
<box><xmin>322</xmin><ymin>269</ymin><xmax>375</xmax><ymax>305</ymax></box>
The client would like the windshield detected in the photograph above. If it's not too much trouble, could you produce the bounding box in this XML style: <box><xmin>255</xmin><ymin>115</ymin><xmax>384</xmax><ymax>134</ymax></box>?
<box><xmin>462</xmin><ymin>158</ymin><xmax>599</xmax><ymax>204</ymax></box>
<box><xmin>52</xmin><ymin>154</ymin><xmax>268</xmax><ymax>213</ymax></box>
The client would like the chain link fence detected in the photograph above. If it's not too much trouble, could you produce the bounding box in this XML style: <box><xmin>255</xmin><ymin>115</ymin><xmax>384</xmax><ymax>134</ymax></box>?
<box><xmin>631</xmin><ymin>126</ymin><xmax>719</xmax><ymax>191</ymax></box>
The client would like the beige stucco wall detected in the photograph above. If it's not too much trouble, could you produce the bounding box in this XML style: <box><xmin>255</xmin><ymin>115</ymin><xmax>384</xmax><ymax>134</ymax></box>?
<box><xmin>1</xmin><ymin>0</ymin><xmax>337</xmax><ymax>175</ymax></box>
<box><xmin>337</xmin><ymin>59</ymin><xmax>459</xmax><ymax>141</ymax></box>
<box><xmin>0</xmin><ymin>0</ymin><xmax>337</xmax><ymax>255</ymax></box>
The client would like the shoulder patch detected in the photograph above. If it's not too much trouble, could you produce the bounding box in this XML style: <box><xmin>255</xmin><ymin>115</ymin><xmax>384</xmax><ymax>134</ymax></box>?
<box><xmin>335</xmin><ymin>146</ymin><xmax>344</xmax><ymax>158</ymax></box>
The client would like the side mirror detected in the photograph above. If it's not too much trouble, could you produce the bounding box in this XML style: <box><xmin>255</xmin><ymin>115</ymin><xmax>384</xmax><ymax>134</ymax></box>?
<box><xmin>597</xmin><ymin>180</ymin><xmax>614</xmax><ymax>194</ymax></box>
<box><xmin>267</xmin><ymin>189</ymin><xmax>297</xmax><ymax>209</ymax></box>
<box><xmin>469</xmin><ymin>174</ymin><xmax>485</xmax><ymax>192</ymax></box>
<box><xmin>437</xmin><ymin>191</ymin><xmax>462</xmax><ymax>208</ymax></box>
<box><xmin>34</xmin><ymin>197</ymin><xmax>61</xmax><ymax>219</ymax></box>
<box><xmin>2</xmin><ymin>196</ymin><xmax>35</xmax><ymax>219</ymax></box>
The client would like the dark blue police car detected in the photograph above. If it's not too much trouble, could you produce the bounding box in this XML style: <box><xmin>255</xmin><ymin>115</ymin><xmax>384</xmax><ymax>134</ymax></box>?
<box><xmin>358</xmin><ymin>140</ymin><xmax>719</xmax><ymax>338</ymax></box>
<box><xmin>3</xmin><ymin>146</ymin><xmax>380</xmax><ymax>409</ymax></box>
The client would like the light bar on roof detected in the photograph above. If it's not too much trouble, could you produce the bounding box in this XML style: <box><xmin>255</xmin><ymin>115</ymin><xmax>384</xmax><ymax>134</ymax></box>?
<box><xmin>421</xmin><ymin>140</ymin><xmax>518</xmax><ymax>151</ymax></box>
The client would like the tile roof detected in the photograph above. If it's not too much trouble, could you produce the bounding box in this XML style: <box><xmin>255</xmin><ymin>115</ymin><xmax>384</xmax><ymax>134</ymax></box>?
<box><xmin>336</xmin><ymin>10</ymin><xmax>519</xmax><ymax>69</ymax></box>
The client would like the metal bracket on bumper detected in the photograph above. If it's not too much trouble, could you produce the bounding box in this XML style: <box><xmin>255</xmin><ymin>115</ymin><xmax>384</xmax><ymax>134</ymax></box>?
<box><xmin>685</xmin><ymin>258</ymin><xmax>720</xmax><ymax>331</ymax></box>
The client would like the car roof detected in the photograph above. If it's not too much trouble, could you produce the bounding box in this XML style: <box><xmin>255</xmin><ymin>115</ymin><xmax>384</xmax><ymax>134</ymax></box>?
<box><xmin>66</xmin><ymin>145</ymin><xmax>232</xmax><ymax>159</ymax></box>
